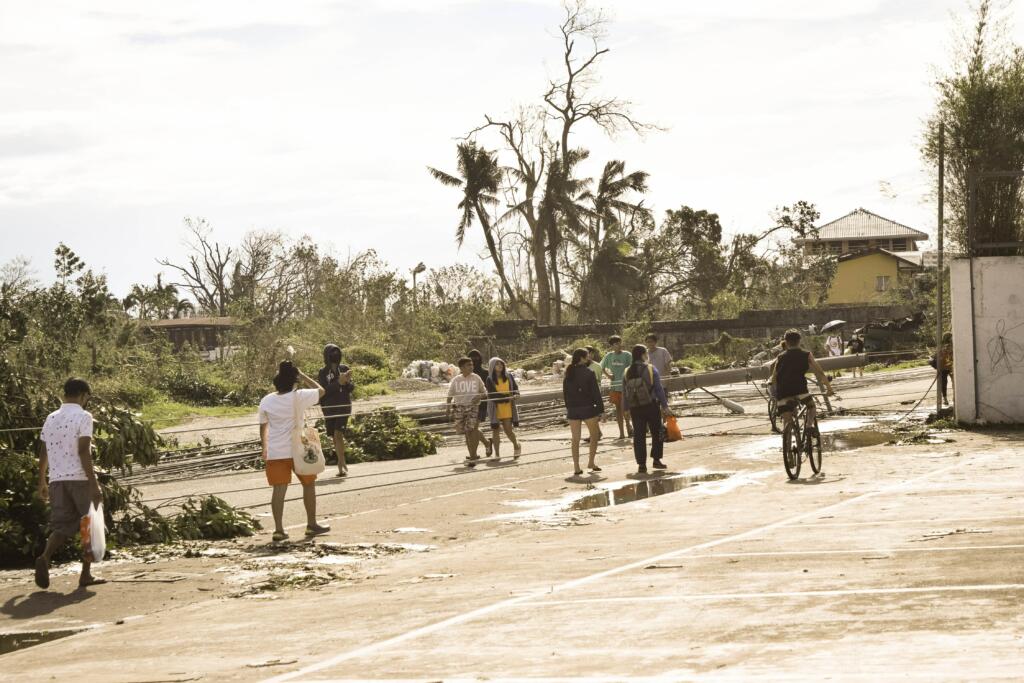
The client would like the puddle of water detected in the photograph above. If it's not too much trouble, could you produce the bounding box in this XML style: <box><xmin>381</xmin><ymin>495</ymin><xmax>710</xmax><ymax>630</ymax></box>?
<box><xmin>568</xmin><ymin>473</ymin><xmax>730</xmax><ymax>511</ymax></box>
<box><xmin>0</xmin><ymin>629</ymin><xmax>82</xmax><ymax>655</ymax></box>
<box><xmin>824</xmin><ymin>430</ymin><xmax>894</xmax><ymax>451</ymax></box>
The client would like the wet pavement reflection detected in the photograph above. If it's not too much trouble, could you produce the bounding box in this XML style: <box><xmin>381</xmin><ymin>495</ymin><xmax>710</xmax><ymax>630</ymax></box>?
<box><xmin>568</xmin><ymin>473</ymin><xmax>731</xmax><ymax>511</ymax></box>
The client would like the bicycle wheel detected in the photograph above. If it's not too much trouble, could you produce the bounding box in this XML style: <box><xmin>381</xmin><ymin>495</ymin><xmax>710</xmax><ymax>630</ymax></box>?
<box><xmin>806</xmin><ymin>423</ymin><xmax>822</xmax><ymax>474</ymax></box>
<box><xmin>782</xmin><ymin>422</ymin><xmax>801</xmax><ymax>480</ymax></box>
<box><xmin>768</xmin><ymin>398</ymin><xmax>779</xmax><ymax>433</ymax></box>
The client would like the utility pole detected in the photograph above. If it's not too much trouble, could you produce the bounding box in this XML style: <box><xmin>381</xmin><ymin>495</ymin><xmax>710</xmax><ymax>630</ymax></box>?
<box><xmin>935</xmin><ymin>123</ymin><xmax>945</xmax><ymax>415</ymax></box>
<box><xmin>412</xmin><ymin>262</ymin><xmax>426</xmax><ymax>312</ymax></box>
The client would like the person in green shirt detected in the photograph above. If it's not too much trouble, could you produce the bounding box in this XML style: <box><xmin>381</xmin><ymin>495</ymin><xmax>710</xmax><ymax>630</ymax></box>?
<box><xmin>601</xmin><ymin>335</ymin><xmax>634</xmax><ymax>439</ymax></box>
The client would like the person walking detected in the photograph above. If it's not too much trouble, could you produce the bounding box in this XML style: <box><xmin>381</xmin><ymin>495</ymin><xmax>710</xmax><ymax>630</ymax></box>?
<box><xmin>447</xmin><ymin>357</ymin><xmax>489</xmax><ymax>466</ymax></box>
<box><xmin>825</xmin><ymin>331</ymin><xmax>844</xmax><ymax>358</ymax></box>
<box><xmin>468</xmin><ymin>349</ymin><xmax>494</xmax><ymax>457</ymax></box>
<box><xmin>601</xmin><ymin>335</ymin><xmax>633</xmax><ymax>440</ymax></box>
<box><xmin>34</xmin><ymin>378</ymin><xmax>105</xmax><ymax>589</ymax></box>
<box><xmin>485</xmin><ymin>357</ymin><xmax>522</xmax><ymax>460</ymax></box>
<box><xmin>563</xmin><ymin>348</ymin><xmax>603</xmax><ymax>476</ymax></box>
<box><xmin>259</xmin><ymin>361</ymin><xmax>329</xmax><ymax>542</ymax></box>
<box><xmin>937</xmin><ymin>332</ymin><xmax>954</xmax><ymax>406</ymax></box>
<box><xmin>644</xmin><ymin>333</ymin><xmax>674</xmax><ymax>380</ymax></box>
<box><xmin>318</xmin><ymin>344</ymin><xmax>354</xmax><ymax>477</ymax></box>
<box><xmin>847</xmin><ymin>335</ymin><xmax>865</xmax><ymax>378</ymax></box>
<box><xmin>622</xmin><ymin>345</ymin><xmax>671</xmax><ymax>474</ymax></box>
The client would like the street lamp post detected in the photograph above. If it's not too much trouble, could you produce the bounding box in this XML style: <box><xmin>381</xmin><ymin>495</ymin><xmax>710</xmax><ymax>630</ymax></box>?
<box><xmin>412</xmin><ymin>262</ymin><xmax>426</xmax><ymax>311</ymax></box>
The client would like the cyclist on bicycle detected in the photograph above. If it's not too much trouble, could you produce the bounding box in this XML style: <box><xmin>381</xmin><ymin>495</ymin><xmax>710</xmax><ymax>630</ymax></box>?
<box><xmin>770</xmin><ymin>328</ymin><xmax>834</xmax><ymax>433</ymax></box>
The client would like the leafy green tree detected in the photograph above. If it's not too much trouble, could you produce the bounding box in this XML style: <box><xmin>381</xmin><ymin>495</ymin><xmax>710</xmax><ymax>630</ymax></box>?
<box><xmin>924</xmin><ymin>0</ymin><xmax>1024</xmax><ymax>252</ymax></box>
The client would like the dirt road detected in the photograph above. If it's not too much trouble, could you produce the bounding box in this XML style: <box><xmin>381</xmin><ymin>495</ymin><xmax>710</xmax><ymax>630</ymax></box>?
<box><xmin>2</xmin><ymin>368</ymin><xmax>1021</xmax><ymax>681</ymax></box>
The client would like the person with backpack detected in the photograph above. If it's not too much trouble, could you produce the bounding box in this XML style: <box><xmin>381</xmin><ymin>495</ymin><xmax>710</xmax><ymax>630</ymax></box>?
<box><xmin>563</xmin><ymin>348</ymin><xmax>604</xmax><ymax>476</ymax></box>
<box><xmin>622</xmin><ymin>344</ymin><xmax>671</xmax><ymax>473</ymax></box>
<box><xmin>485</xmin><ymin>357</ymin><xmax>522</xmax><ymax>459</ymax></box>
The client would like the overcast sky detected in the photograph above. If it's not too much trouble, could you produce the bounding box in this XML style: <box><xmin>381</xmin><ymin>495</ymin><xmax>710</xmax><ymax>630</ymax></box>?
<box><xmin>2</xmin><ymin>0</ymin><xmax>1021</xmax><ymax>296</ymax></box>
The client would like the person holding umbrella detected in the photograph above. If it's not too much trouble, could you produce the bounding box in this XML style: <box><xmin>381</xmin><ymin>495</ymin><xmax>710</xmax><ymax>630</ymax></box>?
<box><xmin>822</xmin><ymin>320</ymin><xmax>846</xmax><ymax>358</ymax></box>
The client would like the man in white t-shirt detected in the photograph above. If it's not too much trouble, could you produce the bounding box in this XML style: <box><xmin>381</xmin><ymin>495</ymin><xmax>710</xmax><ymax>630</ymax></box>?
<box><xmin>446</xmin><ymin>357</ymin><xmax>488</xmax><ymax>466</ymax></box>
<box><xmin>645</xmin><ymin>333</ymin><xmax>674</xmax><ymax>379</ymax></box>
<box><xmin>35</xmin><ymin>378</ymin><xmax>104</xmax><ymax>590</ymax></box>
<box><xmin>258</xmin><ymin>361</ymin><xmax>327</xmax><ymax>542</ymax></box>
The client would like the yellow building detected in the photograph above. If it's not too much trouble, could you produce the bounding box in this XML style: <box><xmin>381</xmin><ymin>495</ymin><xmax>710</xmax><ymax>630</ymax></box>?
<box><xmin>828</xmin><ymin>248</ymin><xmax>923</xmax><ymax>304</ymax></box>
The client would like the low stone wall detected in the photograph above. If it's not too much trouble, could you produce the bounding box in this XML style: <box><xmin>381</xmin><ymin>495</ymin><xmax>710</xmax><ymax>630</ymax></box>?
<box><xmin>474</xmin><ymin>304</ymin><xmax>912</xmax><ymax>360</ymax></box>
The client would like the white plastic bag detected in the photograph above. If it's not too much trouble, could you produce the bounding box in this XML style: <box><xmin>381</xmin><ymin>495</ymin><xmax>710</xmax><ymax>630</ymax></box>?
<box><xmin>81</xmin><ymin>502</ymin><xmax>105</xmax><ymax>562</ymax></box>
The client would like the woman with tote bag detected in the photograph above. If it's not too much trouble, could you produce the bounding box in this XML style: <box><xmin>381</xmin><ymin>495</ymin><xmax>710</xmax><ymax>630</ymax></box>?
<box><xmin>258</xmin><ymin>360</ymin><xmax>328</xmax><ymax>542</ymax></box>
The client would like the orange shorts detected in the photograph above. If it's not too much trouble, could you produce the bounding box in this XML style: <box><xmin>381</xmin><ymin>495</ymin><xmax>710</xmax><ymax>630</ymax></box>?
<box><xmin>265</xmin><ymin>458</ymin><xmax>316</xmax><ymax>486</ymax></box>
<box><xmin>608</xmin><ymin>391</ymin><xmax>623</xmax><ymax>407</ymax></box>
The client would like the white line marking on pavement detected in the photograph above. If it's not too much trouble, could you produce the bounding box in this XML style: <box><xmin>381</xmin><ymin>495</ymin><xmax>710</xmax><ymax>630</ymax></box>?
<box><xmin>521</xmin><ymin>583</ymin><xmax>1024</xmax><ymax>606</ymax></box>
<box><xmin>675</xmin><ymin>543</ymin><xmax>1024</xmax><ymax>559</ymax></box>
<box><xmin>263</xmin><ymin>453</ymin><xmax>988</xmax><ymax>683</ymax></box>
<box><xmin>800</xmin><ymin>514</ymin><xmax>1024</xmax><ymax>528</ymax></box>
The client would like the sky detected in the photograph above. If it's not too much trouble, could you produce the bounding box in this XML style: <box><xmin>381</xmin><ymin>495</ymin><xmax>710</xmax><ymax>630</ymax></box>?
<box><xmin>1</xmin><ymin>0</ymin><xmax>1022</xmax><ymax>297</ymax></box>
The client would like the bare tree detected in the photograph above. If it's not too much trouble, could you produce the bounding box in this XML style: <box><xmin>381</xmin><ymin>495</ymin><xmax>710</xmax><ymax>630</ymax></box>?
<box><xmin>539</xmin><ymin>0</ymin><xmax>659</xmax><ymax>324</ymax></box>
<box><xmin>158</xmin><ymin>218</ymin><xmax>233</xmax><ymax>316</ymax></box>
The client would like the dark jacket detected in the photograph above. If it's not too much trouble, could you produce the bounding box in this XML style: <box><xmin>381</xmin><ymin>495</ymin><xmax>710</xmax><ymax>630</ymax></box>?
<box><xmin>318</xmin><ymin>364</ymin><xmax>354</xmax><ymax>412</ymax></box>
<box><xmin>562</xmin><ymin>364</ymin><xmax>603</xmax><ymax>418</ymax></box>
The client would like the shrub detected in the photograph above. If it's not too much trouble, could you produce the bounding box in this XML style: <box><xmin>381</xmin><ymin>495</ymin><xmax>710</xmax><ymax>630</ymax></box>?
<box><xmin>173</xmin><ymin>495</ymin><xmax>262</xmax><ymax>540</ymax></box>
<box><xmin>344</xmin><ymin>345</ymin><xmax>391</xmax><ymax>371</ymax></box>
<box><xmin>91</xmin><ymin>375</ymin><xmax>160</xmax><ymax>409</ymax></box>
<box><xmin>0</xmin><ymin>452</ymin><xmax>71</xmax><ymax>567</ymax></box>
<box><xmin>345</xmin><ymin>408</ymin><xmax>442</xmax><ymax>460</ymax></box>
<box><xmin>160</xmin><ymin>367</ymin><xmax>243</xmax><ymax>406</ymax></box>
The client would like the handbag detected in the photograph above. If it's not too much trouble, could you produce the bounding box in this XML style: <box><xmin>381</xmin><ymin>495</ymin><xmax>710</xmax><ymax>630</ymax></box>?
<box><xmin>664</xmin><ymin>415</ymin><xmax>683</xmax><ymax>442</ymax></box>
<box><xmin>292</xmin><ymin>391</ymin><xmax>326</xmax><ymax>476</ymax></box>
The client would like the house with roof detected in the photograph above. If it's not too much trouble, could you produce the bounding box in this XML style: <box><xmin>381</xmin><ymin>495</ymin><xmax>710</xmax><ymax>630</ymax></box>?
<box><xmin>796</xmin><ymin>208</ymin><xmax>928</xmax><ymax>256</ymax></box>
<box><xmin>827</xmin><ymin>248</ymin><xmax>924</xmax><ymax>304</ymax></box>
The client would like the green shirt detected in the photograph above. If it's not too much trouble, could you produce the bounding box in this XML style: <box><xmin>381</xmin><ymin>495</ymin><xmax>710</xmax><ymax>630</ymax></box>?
<box><xmin>585</xmin><ymin>361</ymin><xmax>602</xmax><ymax>384</ymax></box>
<box><xmin>600</xmin><ymin>351</ymin><xmax>632</xmax><ymax>390</ymax></box>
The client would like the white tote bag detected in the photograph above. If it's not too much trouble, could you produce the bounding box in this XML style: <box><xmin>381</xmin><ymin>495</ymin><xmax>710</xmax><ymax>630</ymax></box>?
<box><xmin>291</xmin><ymin>391</ymin><xmax>326</xmax><ymax>476</ymax></box>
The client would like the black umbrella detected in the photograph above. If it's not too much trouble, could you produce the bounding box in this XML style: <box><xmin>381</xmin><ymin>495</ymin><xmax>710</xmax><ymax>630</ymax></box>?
<box><xmin>821</xmin><ymin>320</ymin><xmax>846</xmax><ymax>333</ymax></box>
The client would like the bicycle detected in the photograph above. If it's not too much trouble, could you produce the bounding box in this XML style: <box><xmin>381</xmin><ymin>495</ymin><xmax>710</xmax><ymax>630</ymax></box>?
<box><xmin>761</xmin><ymin>381</ymin><xmax>780</xmax><ymax>434</ymax></box>
<box><xmin>780</xmin><ymin>392</ymin><xmax>831</xmax><ymax>480</ymax></box>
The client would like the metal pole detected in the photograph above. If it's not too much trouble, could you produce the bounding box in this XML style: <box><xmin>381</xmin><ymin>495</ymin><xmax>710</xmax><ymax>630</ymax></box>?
<box><xmin>935</xmin><ymin>123</ymin><xmax>945</xmax><ymax>415</ymax></box>
<box><xmin>967</xmin><ymin>172</ymin><xmax>980</xmax><ymax>421</ymax></box>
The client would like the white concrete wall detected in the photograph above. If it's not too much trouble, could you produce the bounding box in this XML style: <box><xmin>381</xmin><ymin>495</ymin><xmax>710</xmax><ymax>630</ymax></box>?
<box><xmin>949</xmin><ymin>256</ymin><xmax>1024</xmax><ymax>424</ymax></box>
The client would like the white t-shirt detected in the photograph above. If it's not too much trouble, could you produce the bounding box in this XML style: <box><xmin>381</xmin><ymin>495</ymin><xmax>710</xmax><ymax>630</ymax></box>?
<box><xmin>447</xmin><ymin>373</ymin><xmax>486</xmax><ymax>406</ymax></box>
<box><xmin>40</xmin><ymin>403</ymin><xmax>94</xmax><ymax>482</ymax></box>
<box><xmin>826</xmin><ymin>335</ymin><xmax>844</xmax><ymax>357</ymax></box>
<box><xmin>258</xmin><ymin>389</ymin><xmax>321</xmax><ymax>460</ymax></box>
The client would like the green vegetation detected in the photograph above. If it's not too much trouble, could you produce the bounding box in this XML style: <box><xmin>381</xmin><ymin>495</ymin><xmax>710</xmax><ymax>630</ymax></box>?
<box><xmin>174</xmin><ymin>496</ymin><xmax>262</xmax><ymax>540</ymax></box>
<box><xmin>322</xmin><ymin>408</ymin><xmax>442</xmax><ymax>463</ymax></box>
<box><xmin>864</xmin><ymin>359</ymin><xmax>927</xmax><ymax>374</ymax></box>
<box><xmin>140</xmin><ymin>400</ymin><xmax>255</xmax><ymax>429</ymax></box>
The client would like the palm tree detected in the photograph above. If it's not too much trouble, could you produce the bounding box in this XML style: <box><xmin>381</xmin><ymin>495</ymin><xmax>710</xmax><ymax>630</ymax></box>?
<box><xmin>572</xmin><ymin>160</ymin><xmax>651</xmax><ymax>320</ymax></box>
<box><xmin>538</xmin><ymin>146</ymin><xmax>591</xmax><ymax>324</ymax></box>
<box><xmin>429</xmin><ymin>142</ymin><xmax>519</xmax><ymax>311</ymax></box>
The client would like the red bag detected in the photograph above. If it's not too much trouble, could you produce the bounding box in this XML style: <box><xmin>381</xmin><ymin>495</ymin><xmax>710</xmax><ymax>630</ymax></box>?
<box><xmin>664</xmin><ymin>415</ymin><xmax>682</xmax><ymax>442</ymax></box>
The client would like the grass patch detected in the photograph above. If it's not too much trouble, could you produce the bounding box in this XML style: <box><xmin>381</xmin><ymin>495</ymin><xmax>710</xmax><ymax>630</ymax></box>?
<box><xmin>863</xmin><ymin>360</ymin><xmax>927</xmax><ymax>374</ymax></box>
<box><xmin>140</xmin><ymin>399</ymin><xmax>256</xmax><ymax>429</ymax></box>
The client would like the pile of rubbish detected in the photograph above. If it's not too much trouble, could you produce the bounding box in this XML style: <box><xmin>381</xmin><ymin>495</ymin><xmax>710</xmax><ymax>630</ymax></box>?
<box><xmin>401</xmin><ymin>360</ymin><xmax>539</xmax><ymax>384</ymax></box>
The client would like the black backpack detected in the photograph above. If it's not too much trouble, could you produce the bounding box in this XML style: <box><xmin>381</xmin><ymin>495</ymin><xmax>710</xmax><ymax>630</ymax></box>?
<box><xmin>623</xmin><ymin>365</ymin><xmax>655</xmax><ymax>409</ymax></box>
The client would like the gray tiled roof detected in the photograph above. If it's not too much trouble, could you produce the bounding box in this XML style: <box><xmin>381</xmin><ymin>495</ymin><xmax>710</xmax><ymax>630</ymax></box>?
<box><xmin>797</xmin><ymin>208</ymin><xmax>928</xmax><ymax>242</ymax></box>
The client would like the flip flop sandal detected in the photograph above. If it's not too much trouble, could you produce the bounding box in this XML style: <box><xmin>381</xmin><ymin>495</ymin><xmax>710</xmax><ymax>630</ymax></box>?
<box><xmin>272</xmin><ymin>531</ymin><xmax>289</xmax><ymax>542</ymax></box>
<box><xmin>78</xmin><ymin>577</ymin><xmax>108</xmax><ymax>588</ymax></box>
